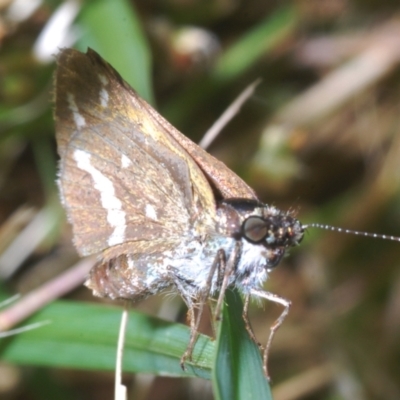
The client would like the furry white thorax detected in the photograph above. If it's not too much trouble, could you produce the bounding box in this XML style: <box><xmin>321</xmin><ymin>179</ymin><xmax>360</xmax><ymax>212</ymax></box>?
<box><xmin>136</xmin><ymin>233</ymin><xmax>270</xmax><ymax>298</ymax></box>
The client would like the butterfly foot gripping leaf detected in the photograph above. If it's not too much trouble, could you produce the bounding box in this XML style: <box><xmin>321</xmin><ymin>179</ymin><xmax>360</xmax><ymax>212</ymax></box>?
<box><xmin>55</xmin><ymin>48</ymin><xmax>304</xmax><ymax>375</ymax></box>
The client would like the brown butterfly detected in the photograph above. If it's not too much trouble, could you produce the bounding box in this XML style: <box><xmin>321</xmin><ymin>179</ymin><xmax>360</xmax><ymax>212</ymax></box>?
<box><xmin>54</xmin><ymin>48</ymin><xmax>304</xmax><ymax>375</ymax></box>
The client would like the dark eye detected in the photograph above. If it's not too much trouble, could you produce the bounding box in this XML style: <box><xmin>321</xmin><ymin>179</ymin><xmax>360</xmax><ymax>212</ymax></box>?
<box><xmin>243</xmin><ymin>216</ymin><xmax>268</xmax><ymax>243</ymax></box>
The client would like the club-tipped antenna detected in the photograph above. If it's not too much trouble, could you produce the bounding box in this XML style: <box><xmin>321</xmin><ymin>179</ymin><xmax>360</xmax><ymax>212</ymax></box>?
<box><xmin>303</xmin><ymin>223</ymin><xmax>400</xmax><ymax>243</ymax></box>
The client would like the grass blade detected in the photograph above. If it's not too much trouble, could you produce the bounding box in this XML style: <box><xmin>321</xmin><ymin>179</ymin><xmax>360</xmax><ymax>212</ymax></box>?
<box><xmin>0</xmin><ymin>300</ymin><xmax>213</xmax><ymax>379</ymax></box>
<box><xmin>213</xmin><ymin>289</ymin><xmax>272</xmax><ymax>400</ymax></box>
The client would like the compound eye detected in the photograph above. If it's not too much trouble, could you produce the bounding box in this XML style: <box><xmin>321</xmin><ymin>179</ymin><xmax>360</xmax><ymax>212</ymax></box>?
<box><xmin>243</xmin><ymin>216</ymin><xmax>268</xmax><ymax>243</ymax></box>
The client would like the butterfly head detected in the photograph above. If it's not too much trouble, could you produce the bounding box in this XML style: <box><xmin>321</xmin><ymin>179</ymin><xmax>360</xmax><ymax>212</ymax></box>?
<box><xmin>217</xmin><ymin>198</ymin><xmax>304</xmax><ymax>270</ymax></box>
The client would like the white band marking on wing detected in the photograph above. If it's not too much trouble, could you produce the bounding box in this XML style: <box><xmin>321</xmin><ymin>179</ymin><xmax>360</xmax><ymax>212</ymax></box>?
<box><xmin>73</xmin><ymin>149</ymin><xmax>126</xmax><ymax>246</ymax></box>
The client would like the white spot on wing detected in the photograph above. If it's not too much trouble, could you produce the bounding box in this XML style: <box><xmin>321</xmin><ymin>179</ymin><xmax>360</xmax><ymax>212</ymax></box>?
<box><xmin>98</xmin><ymin>73</ymin><xmax>109</xmax><ymax>86</ymax></box>
<box><xmin>121</xmin><ymin>154</ymin><xmax>131</xmax><ymax>168</ymax></box>
<box><xmin>67</xmin><ymin>93</ymin><xmax>86</xmax><ymax>128</ymax></box>
<box><xmin>145</xmin><ymin>204</ymin><xmax>158</xmax><ymax>221</ymax></box>
<box><xmin>100</xmin><ymin>88</ymin><xmax>109</xmax><ymax>107</ymax></box>
<box><xmin>73</xmin><ymin>149</ymin><xmax>126</xmax><ymax>246</ymax></box>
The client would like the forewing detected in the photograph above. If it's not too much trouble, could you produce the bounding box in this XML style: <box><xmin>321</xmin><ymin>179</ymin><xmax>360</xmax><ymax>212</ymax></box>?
<box><xmin>147</xmin><ymin>106</ymin><xmax>258</xmax><ymax>200</ymax></box>
<box><xmin>55</xmin><ymin>48</ymin><xmax>216</xmax><ymax>256</ymax></box>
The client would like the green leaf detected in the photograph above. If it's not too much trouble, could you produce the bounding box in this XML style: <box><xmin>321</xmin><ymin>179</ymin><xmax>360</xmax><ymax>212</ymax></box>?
<box><xmin>212</xmin><ymin>6</ymin><xmax>298</xmax><ymax>83</ymax></box>
<box><xmin>213</xmin><ymin>290</ymin><xmax>272</xmax><ymax>400</ymax></box>
<box><xmin>0</xmin><ymin>300</ymin><xmax>213</xmax><ymax>379</ymax></box>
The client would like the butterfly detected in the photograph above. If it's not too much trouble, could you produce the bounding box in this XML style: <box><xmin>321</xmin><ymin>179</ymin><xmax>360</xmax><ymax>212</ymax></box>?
<box><xmin>54</xmin><ymin>48</ymin><xmax>304</xmax><ymax>376</ymax></box>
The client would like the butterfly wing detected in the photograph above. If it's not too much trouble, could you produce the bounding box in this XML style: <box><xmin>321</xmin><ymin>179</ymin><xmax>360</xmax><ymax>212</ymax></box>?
<box><xmin>146</xmin><ymin>104</ymin><xmax>258</xmax><ymax>200</ymax></box>
<box><xmin>55</xmin><ymin>48</ymin><xmax>217</xmax><ymax>257</ymax></box>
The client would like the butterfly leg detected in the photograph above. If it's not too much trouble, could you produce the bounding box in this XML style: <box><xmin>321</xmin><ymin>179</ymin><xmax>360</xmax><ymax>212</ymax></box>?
<box><xmin>214</xmin><ymin>240</ymin><xmax>242</xmax><ymax>320</ymax></box>
<box><xmin>179</xmin><ymin>249</ymin><xmax>225</xmax><ymax>370</ymax></box>
<box><xmin>206</xmin><ymin>240</ymin><xmax>240</xmax><ymax>339</ymax></box>
<box><xmin>250</xmin><ymin>288</ymin><xmax>291</xmax><ymax>380</ymax></box>
<box><xmin>207</xmin><ymin>299</ymin><xmax>218</xmax><ymax>340</ymax></box>
<box><xmin>242</xmin><ymin>293</ymin><xmax>263</xmax><ymax>349</ymax></box>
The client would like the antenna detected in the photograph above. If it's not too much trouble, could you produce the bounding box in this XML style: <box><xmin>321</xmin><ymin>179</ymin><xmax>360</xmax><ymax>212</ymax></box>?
<box><xmin>303</xmin><ymin>223</ymin><xmax>400</xmax><ymax>243</ymax></box>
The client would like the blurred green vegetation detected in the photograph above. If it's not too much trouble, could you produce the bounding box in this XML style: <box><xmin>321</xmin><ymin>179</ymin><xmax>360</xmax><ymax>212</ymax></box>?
<box><xmin>1</xmin><ymin>0</ymin><xmax>400</xmax><ymax>399</ymax></box>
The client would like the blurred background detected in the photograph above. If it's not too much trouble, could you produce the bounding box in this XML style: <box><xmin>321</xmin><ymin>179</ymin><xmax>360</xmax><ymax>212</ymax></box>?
<box><xmin>1</xmin><ymin>0</ymin><xmax>400</xmax><ymax>399</ymax></box>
